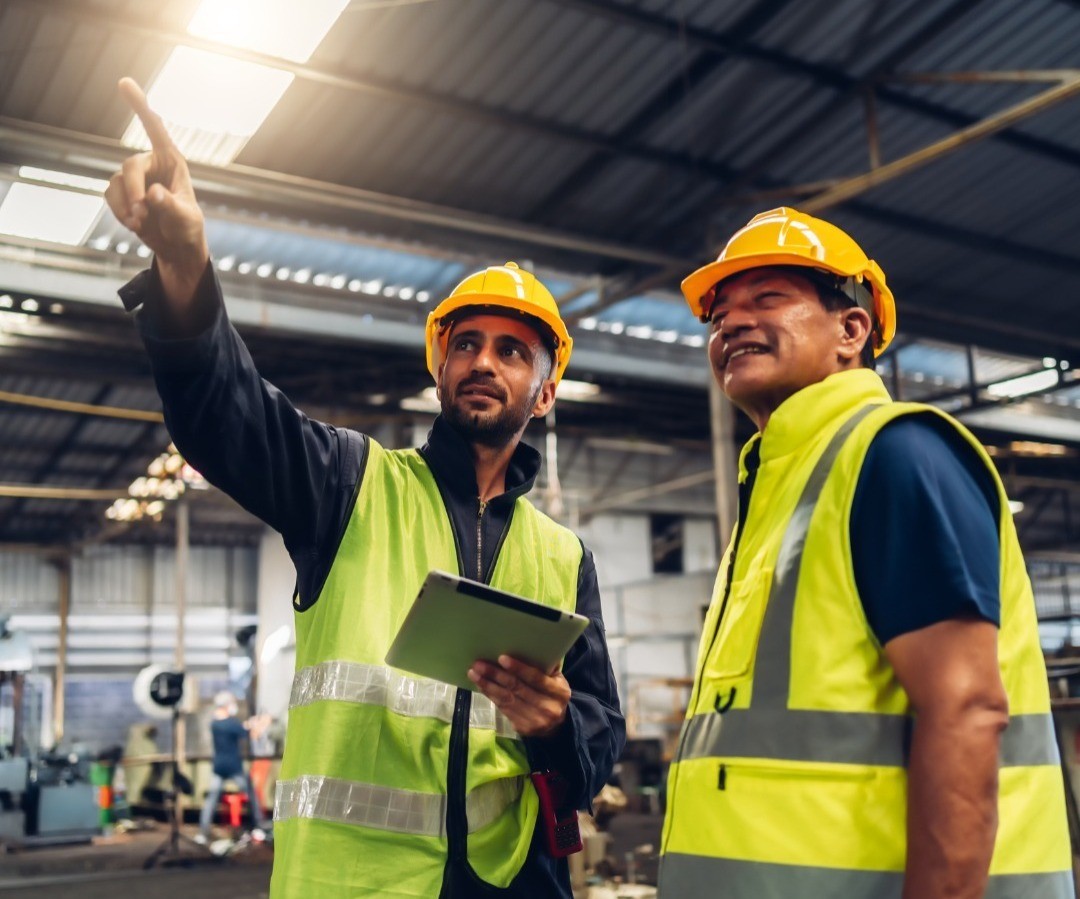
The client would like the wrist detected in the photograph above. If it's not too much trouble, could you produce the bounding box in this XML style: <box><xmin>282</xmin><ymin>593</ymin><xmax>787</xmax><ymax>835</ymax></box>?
<box><xmin>155</xmin><ymin>240</ymin><xmax>210</xmax><ymax>305</ymax></box>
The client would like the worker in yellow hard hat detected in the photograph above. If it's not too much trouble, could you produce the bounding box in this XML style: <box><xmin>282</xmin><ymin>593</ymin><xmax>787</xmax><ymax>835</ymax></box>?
<box><xmin>659</xmin><ymin>208</ymin><xmax>1072</xmax><ymax>898</ymax></box>
<box><xmin>106</xmin><ymin>78</ymin><xmax>624</xmax><ymax>898</ymax></box>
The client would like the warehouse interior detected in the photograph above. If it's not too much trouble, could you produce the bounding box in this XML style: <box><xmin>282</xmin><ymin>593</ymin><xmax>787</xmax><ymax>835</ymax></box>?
<box><xmin>1</xmin><ymin>0</ymin><xmax>1080</xmax><ymax>896</ymax></box>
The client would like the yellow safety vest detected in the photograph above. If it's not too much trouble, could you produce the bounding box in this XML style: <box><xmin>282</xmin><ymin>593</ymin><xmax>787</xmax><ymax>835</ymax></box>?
<box><xmin>270</xmin><ymin>440</ymin><xmax>582</xmax><ymax>898</ymax></box>
<box><xmin>659</xmin><ymin>369</ymin><xmax>1073</xmax><ymax>898</ymax></box>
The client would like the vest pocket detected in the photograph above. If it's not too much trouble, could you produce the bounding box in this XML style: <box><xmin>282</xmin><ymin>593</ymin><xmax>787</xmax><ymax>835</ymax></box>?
<box><xmin>702</xmin><ymin>567</ymin><xmax>774</xmax><ymax>684</ymax></box>
<box><xmin>715</xmin><ymin>759</ymin><xmax>876</xmax><ymax>791</ymax></box>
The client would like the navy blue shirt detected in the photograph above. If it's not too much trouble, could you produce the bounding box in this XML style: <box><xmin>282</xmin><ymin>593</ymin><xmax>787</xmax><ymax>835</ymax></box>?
<box><xmin>851</xmin><ymin>415</ymin><xmax>1001</xmax><ymax>645</ymax></box>
<box><xmin>211</xmin><ymin>716</ymin><xmax>248</xmax><ymax>778</ymax></box>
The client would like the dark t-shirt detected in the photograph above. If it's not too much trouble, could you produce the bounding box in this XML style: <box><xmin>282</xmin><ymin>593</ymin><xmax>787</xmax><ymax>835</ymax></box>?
<box><xmin>211</xmin><ymin>716</ymin><xmax>248</xmax><ymax>778</ymax></box>
<box><xmin>851</xmin><ymin>416</ymin><xmax>1002</xmax><ymax>645</ymax></box>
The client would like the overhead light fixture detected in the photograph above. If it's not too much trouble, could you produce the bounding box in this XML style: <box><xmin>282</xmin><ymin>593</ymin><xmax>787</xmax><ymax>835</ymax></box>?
<box><xmin>18</xmin><ymin>166</ymin><xmax>109</xmax><ymax>194</ymax></box>
<box><xmin>557</xmin><ymin>379</ymin><xmax>602</xmax><ymax>401</ymax></box>
<box><xmin>986</xmin><ymin>368</ymin><xmax>1060</xmax><ymax>399</ymax></box>
<box><xmin>188</xmin><ymin>0</ymin><xmax>350</xmax><ymax>63</ymax></box>
<box><xmin>586</xmin><ymin>437</ymin><xmax>674</xmax><ymax>456</ymax></box>
<box><xmin>0</xmin><ymin>183</ymin><xmax>104</xmax><ymax>245</ymax></box>
<box><xmin>121</xmin><ymin>46</ymin><xmax>294</xmax><ymax>166</ymax></box>
<box><xmin>400</xmin><ymin>387</ymin><xmax>441</xmax><ymax>414</ymax></box>
<box><xmin>1008</xmin><ymin>500</ymin><xmax>1024</xmax><ymax>515</ymax></box>
<box><xmin>1008</xmin><ymin>441</ymin><xmax>1070</xmax><ymax>457</ymax></box>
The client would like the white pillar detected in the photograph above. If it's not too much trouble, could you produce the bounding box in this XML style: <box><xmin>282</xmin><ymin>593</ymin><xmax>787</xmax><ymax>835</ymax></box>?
<box><xmin>255</xmin><ymin>528</ymin><xmax>296</xmax><ymax>720</ymax></box>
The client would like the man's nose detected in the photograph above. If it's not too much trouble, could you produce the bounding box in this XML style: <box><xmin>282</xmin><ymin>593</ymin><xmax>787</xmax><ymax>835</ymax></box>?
<box><xmin>720</xmin><ymin>306</ymin><xmax>756</xmax><ymax>340</ymax></box>
<box><xmin>470</xmin><ymin>342</ymin><xmax>498</xmax><ymax>372</ymax></box>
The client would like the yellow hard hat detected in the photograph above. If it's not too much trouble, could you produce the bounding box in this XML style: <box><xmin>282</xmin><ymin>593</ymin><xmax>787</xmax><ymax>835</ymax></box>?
<box><xmin>681</xmin><ymin>207</ymin><xmax>897</xmax><ymax>355</ymax></box>
<box><xmin>425</xmin><ymin>262</ymin><xmax>573</xmax><ymax>384</ymax></box>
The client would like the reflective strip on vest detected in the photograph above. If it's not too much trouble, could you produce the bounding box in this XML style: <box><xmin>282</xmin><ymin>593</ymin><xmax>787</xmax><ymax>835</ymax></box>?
<box><xmin>274</xmin><ymin>774</ymin><xmax>523</xmax><ymax>838</ymax></box>
<box><xmin>290</xmin><ymin>660</ymin><xmax>520</xmax><ymax>740</ymax></box>
<box><xmin>678</xmin><ymin>707</ymin><xmax>1058</xmax><ymax>768</ymax></box>
<box><xmin>659</xmin><ymin>854</ymin><xmax>1075</xmax><ymax>899</ymax></box>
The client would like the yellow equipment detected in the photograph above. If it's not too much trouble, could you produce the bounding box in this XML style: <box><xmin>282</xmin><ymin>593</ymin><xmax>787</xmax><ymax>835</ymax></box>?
<box><xmin>426</xmin><ymin>262</ymin><xmax>573</xmax><ymax>384</ymax></box>
<box><xmin>681</xmin><ymin>207</ymin><xmax>896</xmax><ymax>355</ymax></box>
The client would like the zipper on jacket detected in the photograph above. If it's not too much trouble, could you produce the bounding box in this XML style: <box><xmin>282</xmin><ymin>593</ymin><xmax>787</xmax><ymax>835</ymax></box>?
<box><xmin>476</xmin><ymin>499</ymin><xmax>487</xmax><ymax>580</ymax></box>
<box><xmin>445</xmin><ymin>496</ymin><xmax>489</xmax><ymax>873</ymax></box>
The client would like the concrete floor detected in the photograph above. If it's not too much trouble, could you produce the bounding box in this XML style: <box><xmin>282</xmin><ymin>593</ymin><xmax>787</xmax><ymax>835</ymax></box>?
<box><xmin>0</xmin><ymin>826</ymin><xmax>272</xmax><ymax>899</ymax></box>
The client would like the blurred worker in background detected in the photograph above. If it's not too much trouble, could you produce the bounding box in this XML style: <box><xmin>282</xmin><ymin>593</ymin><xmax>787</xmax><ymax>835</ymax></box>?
<box><xmin>658</xmin><ymin>207</ymin><xmax>1073</xmax><ymax>898</ymax></box>
<box><xmin>196</xmin><ymin>690</ymin><xmax>269</xmax><ymax>844</ymax></box>
<box><xmin>105</xmin><ymin>78</ymin><xmax>623</xmax><ymax>898</ymax></box>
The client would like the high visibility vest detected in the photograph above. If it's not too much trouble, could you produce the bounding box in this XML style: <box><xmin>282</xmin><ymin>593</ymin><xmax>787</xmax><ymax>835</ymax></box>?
<box><xmin>659</xmin><ymin>369</ymin><xmax>1073</xmax><ymax>898</ymax></box>
<box><xmin>270</xmin><ymin>440</ymin><xmax>582</xmax><ymax>898</ymax></box>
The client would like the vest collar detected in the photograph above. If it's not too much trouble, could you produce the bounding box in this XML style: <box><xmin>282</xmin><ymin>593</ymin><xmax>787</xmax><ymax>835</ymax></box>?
<box><xmin>420</xmin><ymin>415</ymin><xmax>541</xmax><ymax>506</ymax></box>
<box><xmin>738</xmin><ymin>369</ymin><xmax>891</xmax><ymax>478</ymax></box>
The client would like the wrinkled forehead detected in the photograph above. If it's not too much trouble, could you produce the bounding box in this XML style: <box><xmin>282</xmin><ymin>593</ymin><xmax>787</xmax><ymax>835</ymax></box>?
<box><xmin>447</xmin><ymin>310</ymin><xmax>548</xmax><ymax>347</ymax></box>
<box><xmin>713</xmin><ymin>265</ymin><xmax>819</xmax><ymax>301</ymax></box>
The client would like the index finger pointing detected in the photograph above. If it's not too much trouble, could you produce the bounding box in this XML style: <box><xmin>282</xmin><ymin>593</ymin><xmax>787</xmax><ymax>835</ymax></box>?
<box><xmin>118</xmin><ymin>77</ymin><xmax>175</xmax><ymax>151</ymax></box>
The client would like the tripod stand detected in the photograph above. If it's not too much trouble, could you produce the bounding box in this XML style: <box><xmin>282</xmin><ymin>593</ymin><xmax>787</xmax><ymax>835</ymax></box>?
<box><xmin>142</xmin><ymin>706</ymin><xmax>215</xmax><ymax>869</ymax></box>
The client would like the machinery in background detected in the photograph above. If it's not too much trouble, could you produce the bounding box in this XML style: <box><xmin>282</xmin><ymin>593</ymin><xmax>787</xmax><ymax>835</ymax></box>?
<box><xmin>0</xmin><ymin>616</ymin><xmax>100</xmax><ymax>847</ymax></box>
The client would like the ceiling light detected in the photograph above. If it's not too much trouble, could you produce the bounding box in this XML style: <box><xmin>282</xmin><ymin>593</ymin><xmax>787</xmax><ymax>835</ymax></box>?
<box><xmin>587</xmin><ymin>437</ymin><xmax>673</xmax><ymax>456</ymax></box>
<box><xmin>237</xmin><ymin>261</ymin><xmax>252</xmax><ymax>274</ymax></box>
<box><xmin>18</xmin><ymin>166</ymin><xmax>108</xmax><ymax>194</ymax></box>
<box><xmin>987</xmin><ymin>369</ymin><xmax>1059</xmax><ymax>399</ymax></box>
<box><xmin>115</xmin><ymin>241</ymin><xmax>130</xmax><ymax>254</ymax></box>
<box><xmin>136</xmin><ymin>244</ymin><xmax>152</xmax><ymax>258</ymax></box>
<box><xmin>218</xmin><ymin>255</ymin><xmax>235</xmax><ymax>271</ymax></box>
<box><xmin>0</xmin><ymin>183</ymin><xmax>104</xmax><ymax>245</ymax></box>
<box><xmin>294</xmin><ymin>269</ymin><xmax>312</xmax><ymax>284</ymax></box>
<box><xmin>398</xmin><ymin>287</ymin><xmax>415</xmax><ymax>300</ymax></box>
<box><xmin>89</xmin><ymin>235</ymin><xmax>111</xmax><ymax>251</ymax></box>
<box><xmin>20</xmin><ymin>298</ymin><xmax>38</xmax><ymax>313</ymax></box>
<box><xmin>1043</xmin><ymin>357</ymin><xmax>1057</xmax><ymax>368</ymax></box>
<box><xmin>49</xmin><ymin>303</ymin><xmax>63</xmax><ymax>315</ymax></box>
<box><xmin>363</xmin><ymin>280</ymin><xmax>382</xmax><ymax>295</ymax></box>
<box><xmin>1008</xmin><ymin>500</ymin><xmax>1024</xmax><ymax>515</ymax></box>
<box><xmin>188</xmin><ymin>0</ymin><xmax>350</xmax><ymax>63</ymax></box>
<box><xmin>557</xmin><ymin>379</ymin><xmax>602</xmax><ymax>401</ymax></box>
<box><xmin>256</xmin><ymin>262</ymin><xmax>273</xmax><ymax>277</ymax></box>
<box><xmin>416</xmin><ymin>291</ymin><xmax>430</xmax><ymax>303</ymax></box>
<box><xmin>330</xmin><ymin>274</ymin><xmax>347</xmax><ymax>290</ymax></box>
<box><xmin>609</xmin><ymin>322</ymin><xmax>625</xmax><ymax>335</ymax></box>
<box><xmin>1008</xmin><ymin>441</ymin><xmax>1069</xmax><ymax>457</ymax></box>
<box><xmin>121</xmin><ymin>47</ymin><xmax>294</xmax><ymax>166</ymax></box>
<box><xmin>347</xmin><ymin>279</ymin><xmax>362</xmax><ymax>292</ymax></box>
<box><xmin>579</xmin><ymin>317</ymin><xmax>597</xmax><ymax>330</ymax></box>
<box><xmin>276</xmin><ymin>266</ymin><xmax>291</xmax><ymax>280</ymax></box>
<box><xmin>0</xmin><ymin>296</ymin><xmax>12</xmax><ymax>309</ymax></box>
<box><xmin>400</xmin><ymin>387</ymin><xmax>441</xmax><ymax>414</ymax></box>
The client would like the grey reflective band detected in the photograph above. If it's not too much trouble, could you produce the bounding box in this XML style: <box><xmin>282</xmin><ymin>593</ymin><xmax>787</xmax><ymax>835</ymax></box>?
<box><xmin>274</xmin><ymin>774</ymin><xmax>523</xmax><ymax>837</ymax></box>
<box><xmin>751</xmin><ymin>405</ymin><xmax>876</xmax><ymax>709</ymax></box>
<box><xmin>290</xmin><ymin>660</ymin><xmax>519</xmax><ymax>740</ymax></box>
<box><xmin>679</xmin><ymin>708</ymin><xmax>1058</xmax><ymax>769</ymax></box>
<box><xmin>659</xmin><ymin>854</ymin><xmax>1074</xmax><ymax>899</ymax></box>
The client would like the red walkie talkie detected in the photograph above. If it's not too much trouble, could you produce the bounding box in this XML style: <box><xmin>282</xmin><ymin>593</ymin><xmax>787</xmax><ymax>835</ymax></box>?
<box><xmin>530</xmin><ymin>770</ymin><xmax>583</xmax><ymax>858</ymax></box>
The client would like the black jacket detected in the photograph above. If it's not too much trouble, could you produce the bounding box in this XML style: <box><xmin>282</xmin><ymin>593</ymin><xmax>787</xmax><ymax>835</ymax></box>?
<box><xmin>120</xmin><ymin>264</ymin><xmax>625</xmax><ymax>898</ymax></box>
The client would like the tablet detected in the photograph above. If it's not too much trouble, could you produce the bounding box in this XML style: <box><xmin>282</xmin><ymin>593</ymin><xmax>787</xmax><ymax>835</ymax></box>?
<box><xmin>385</xmin><ymin>570</ymin><xmax>590</xmax><ymax>692</ymax></box>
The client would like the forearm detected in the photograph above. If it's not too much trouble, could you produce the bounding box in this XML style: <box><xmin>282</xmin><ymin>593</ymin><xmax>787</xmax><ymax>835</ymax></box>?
<box><xmin>903</xmin><ymin>710</ymin><xmax>1004</xmax><ymax>898</ymax></box>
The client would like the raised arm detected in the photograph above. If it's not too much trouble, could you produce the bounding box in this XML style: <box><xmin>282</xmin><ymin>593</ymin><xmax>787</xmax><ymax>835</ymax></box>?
<box><xmin>107</xmin><ymin>79</ymin><xmax>361</xmax><ymax>590</ymax></box>
<box><xmin>106</xmin><ymin>78</ymin><xmax>210</xmax><ymax>321</ymax></box>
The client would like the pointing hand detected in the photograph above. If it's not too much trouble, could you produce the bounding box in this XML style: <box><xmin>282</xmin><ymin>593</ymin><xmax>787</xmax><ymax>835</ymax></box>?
<box><xmin>105</xmin><ymin>78</ymin><xmax>209</xmax><ymax>298</ymax></box>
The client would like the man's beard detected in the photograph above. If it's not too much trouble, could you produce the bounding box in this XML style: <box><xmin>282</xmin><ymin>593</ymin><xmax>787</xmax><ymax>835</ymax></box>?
<box><xmin>441</xmin><ymin>376</ymin><xmax>540</xmax><ymax>448</ymax></box>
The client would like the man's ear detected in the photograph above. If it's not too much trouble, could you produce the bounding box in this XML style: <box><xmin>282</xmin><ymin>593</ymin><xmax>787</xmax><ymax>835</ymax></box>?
<box><xmin>838</xmin><ymin>307</ymin><xmax>872</xmax><ymax>364</ymax></box>
<box><xmin>531</xmin><ymin>380</ymin><xmax>557</xmax><ymax>418</ymax></box>
<box><xmin>435</xmin><ymin>363</ymin><xmax>445</xmax><ymax>400</ymax></box>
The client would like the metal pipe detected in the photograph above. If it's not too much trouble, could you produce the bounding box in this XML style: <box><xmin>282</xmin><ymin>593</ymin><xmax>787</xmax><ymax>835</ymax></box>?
<box><xmin>53</xmin><ymin>558</ymin><xmax>70</xmax><ymax>744</ymax></box>
<box><xmin>802</xmin><ymin>74</ymin><xmax>1080</xmax><ymax>214</ymax></box>
<box><xmin>0</xmin><ymin>116</ymin><xmax>688</xmax><ymax>269</ymax></box>
<box><xmin>173</xmin><ymin>496</ymin><xmax>189</xmax><ymax>834</ymax></box>
<box><xmin>0</xmin><ymin>485</ymin><xmax>124</xmax><ymax>500</ymax></box>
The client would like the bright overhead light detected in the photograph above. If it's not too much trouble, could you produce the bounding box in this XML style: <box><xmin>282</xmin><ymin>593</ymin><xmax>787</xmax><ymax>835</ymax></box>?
<box><xmin>400</xmin><ymin>387</ymin><xmax>442</xmax><ymax>414</ymax></box>
<box><xmin>188</xmin><ymin>0</ymin><xmax>350</xmax><ymax>63</ymax></box>
<box><xmin>18</xmin><ymin>166</ymin><xmax>108</xmax><ymax>194</ymax></box>
<box><xmin>557</xmin><ymin>379</ymin><xmax>602</xmax><ymax>401</ymax></box>
<box><xmin>986</xmin><ymin>369</ymin><xmax>1059</xmax><ymax>399</ymax></box>
<box><xmin>0</xmin><ymin>183</ymin><xmax>104</xmax><ymax>245</ymax></box>
<box><xmin>1008</xmin><ymin>440</ymin><xmax>1070</xmax><ymax>457</ymax></box>
<box><xmin>121</xmin><ymin>46</ymin><xmax>294</xmax><ymax>166</ymax></box>
<box><xmin>1008</xmin><ymin>500</ymin><xmax>1024</xmax><ymax>515</ymax></box>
